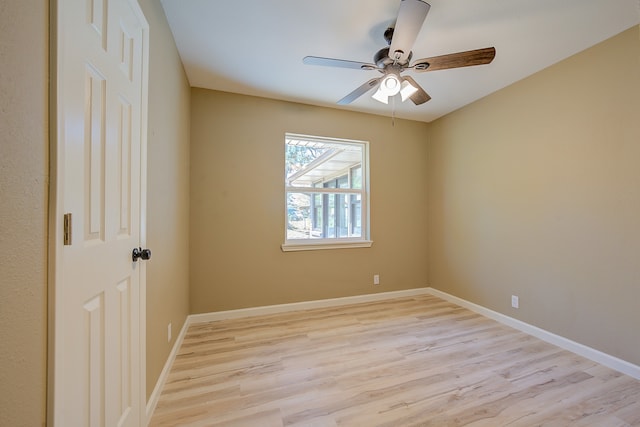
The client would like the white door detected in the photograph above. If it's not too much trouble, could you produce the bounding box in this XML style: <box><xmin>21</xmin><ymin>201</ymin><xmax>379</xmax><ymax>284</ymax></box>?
<box><xmin>51</xmin><ymin>0</ymin><xmax>149</xmax><ymax>426</ymax></box>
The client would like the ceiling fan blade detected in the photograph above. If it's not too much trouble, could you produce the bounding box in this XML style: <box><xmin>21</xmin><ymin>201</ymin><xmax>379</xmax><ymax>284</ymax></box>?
<box><xmin>389</xmin><ymin>0</ymin><xmax>430</xmax><ymax>64</ymax></box>
<box><xmin>303</xmin><ymin>56</ymin><xmax>378</xmax><ymax>70</ymax></box>
<box><xmin>337</xmin><ymin>77</ymin><xmax>382</xmax><ymax>105</ymax></box>
<box><xmin>402</xmin><ymin>75</ymin><xmax>431</xmax><ymax>105</ymax></box>
<box><xmin>411</xmin><ymin>47</ymin><xmax>496</xmax><ymax>72</ymax></box>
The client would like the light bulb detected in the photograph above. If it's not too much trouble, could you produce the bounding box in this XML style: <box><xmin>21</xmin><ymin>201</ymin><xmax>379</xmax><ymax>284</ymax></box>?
<box><xmin>380</xmin><ymin>74</ymin><xmax>401</xmax><ymax>96</ymax></box>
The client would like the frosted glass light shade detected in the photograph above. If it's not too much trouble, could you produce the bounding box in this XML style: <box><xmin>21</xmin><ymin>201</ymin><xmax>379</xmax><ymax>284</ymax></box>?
<box><xmin>400</xmin><ymin>80</ymin><xmax>418</xmax><ymax>101</ymax></box>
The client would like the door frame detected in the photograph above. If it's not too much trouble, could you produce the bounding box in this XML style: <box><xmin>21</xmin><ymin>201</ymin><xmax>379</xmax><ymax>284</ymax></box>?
<box><xmin>47</xmin><ymin>0</ymin><xmax>150</xmax><ymax>424</ymax></box>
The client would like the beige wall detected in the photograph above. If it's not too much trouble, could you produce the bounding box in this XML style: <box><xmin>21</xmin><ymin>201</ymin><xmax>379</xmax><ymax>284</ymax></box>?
<box><xmin>427</xmin><ymin>26</ymin><xmax>640</xmax><ymax>366</ymax></box>
<box><xmin>189</xmin><ymin>89</ymin><xmax>430</xmax><ymax>313</ymax></box>
<box><xmin>0</xmin><ymin>1</ymin><xmax>49</xmax><ymax>425</ymax></box>
<box><xmin>137</xmin><ymin>0</ymin><xmax>192</xmax><ymax>400</ymax></box>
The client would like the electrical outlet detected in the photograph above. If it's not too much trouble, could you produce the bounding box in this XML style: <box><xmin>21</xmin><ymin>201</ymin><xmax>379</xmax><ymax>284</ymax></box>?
<box><xmin>373</xmin><ymin>274</ymin><xmax>380</xmax><ymax>285</ymax></box>
<box><xmin>168</xmin><ymin>322</ymin><xmax>172</xmax><ymax>342</ymax></box>
<box><xmin>511</xmin><ymin>295</ymin><xmax>519</xmax><ymax>309</ymax></box>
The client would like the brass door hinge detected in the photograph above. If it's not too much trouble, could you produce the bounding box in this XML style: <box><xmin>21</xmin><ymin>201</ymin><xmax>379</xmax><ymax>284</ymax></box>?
<box><xmin>63</xmin><ymin>213</ymin><xmax>72</xmax><ymax>245</ymax></box>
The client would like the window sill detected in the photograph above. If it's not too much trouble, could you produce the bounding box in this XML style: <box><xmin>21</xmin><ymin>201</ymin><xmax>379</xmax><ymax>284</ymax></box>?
<box><xmin>281</xmin><ymin>240</ymin><xmax>373</xmax><ymax>252</ymax></box>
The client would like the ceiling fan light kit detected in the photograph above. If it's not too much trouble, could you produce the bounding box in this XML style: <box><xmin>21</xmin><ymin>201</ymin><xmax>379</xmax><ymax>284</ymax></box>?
<box><xmin>372</xmin><ymin>75</ymin><xmax>418</xmax><ymax>104</ymax></box>
<box><xmin>303</xmin><ymin>0</ymin><xmax>496</xmax><ymax>108</ymax></box>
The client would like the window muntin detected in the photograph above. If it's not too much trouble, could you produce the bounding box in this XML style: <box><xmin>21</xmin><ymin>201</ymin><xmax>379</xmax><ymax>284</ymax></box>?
<box><xmin>284</xmin><ymin>133</ymin><xmax>370</xmax><ymax>251</ymax></box>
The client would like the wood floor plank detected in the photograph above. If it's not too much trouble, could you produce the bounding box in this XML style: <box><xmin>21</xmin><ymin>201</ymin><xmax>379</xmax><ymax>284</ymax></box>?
<box><xmin>149</xmin><ymin>295</ymin><xmax>640</xmax><ymax>426</ymax></box>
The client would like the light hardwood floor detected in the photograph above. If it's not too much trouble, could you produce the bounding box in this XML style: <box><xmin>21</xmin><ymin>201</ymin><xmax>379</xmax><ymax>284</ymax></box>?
<box><xmin>149</xmin><ymin>294</ymin><xmax>640</xmax><ymax>426</ymax></box>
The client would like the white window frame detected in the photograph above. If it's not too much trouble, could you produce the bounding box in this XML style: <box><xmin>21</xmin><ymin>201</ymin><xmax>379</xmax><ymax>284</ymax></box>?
<box><xmin>282</xmin><ymin>133</ymin><xmax>372</xmax><ymax>252</ymax></box>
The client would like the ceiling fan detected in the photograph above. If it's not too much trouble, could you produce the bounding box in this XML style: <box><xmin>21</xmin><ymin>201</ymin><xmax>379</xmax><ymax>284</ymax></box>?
<box><xmin>303</xmin><ymin>0</ymin><xmax>496</xmax><ymax>106</ymax></box>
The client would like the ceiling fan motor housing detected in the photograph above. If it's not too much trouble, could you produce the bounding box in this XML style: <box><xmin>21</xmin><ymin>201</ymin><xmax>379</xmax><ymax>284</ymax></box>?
<box><xmin>374</xmin><ymin>47</ymin><xmax>412</xmax><ymax>68</ymax></box>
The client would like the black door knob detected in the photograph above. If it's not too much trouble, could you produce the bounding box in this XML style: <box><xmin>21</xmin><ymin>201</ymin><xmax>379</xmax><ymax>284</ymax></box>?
<box><xmin>132</xmin><ymin>247</ymin><xmax>151</xmax><ymax>262</ymax></box>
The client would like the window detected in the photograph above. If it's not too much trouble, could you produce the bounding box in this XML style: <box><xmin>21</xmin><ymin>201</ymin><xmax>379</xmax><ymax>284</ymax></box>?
<box><xmin>283</xmin><ymin>133</ymin><xmax>371</xmax><ymax>251</ymax></box>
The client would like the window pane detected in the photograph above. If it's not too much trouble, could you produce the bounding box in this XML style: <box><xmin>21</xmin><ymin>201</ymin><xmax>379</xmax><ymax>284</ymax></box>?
<box><xmin>285</xmin><ymin>137</ymin><xmax>363</xmax><ymax>188</ymax></box>
<box><xmin>286</xmin><ymin>193</ymin><xmax>313</xmax><ymax>239</ymax></box>
<box><xmin>287</xmin><ymin>191</ymin><xmax>362</xmax><ymax>240</ymax></box>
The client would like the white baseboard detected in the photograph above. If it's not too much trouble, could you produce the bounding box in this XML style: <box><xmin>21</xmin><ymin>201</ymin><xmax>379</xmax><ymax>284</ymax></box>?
<box><xmin>188</xmin><ymin>287</ymin><xmax>433</xmax><ymax>324</ymax></box>
<box><xmin>426</xmin><ymin>287</ymin><xmax>640</xmax><ymax>380</ymax></box>
<box><xmin>145</xmin><ymin>317</ymin><xmax>191</xmax><ymax>424</ymax></box>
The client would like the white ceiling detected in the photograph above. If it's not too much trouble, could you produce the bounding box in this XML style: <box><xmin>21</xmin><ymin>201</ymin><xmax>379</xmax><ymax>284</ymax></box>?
<box><xmin>160</xmin><ymin>0</ymin><xmax>639</xmax><ymax>123</ymax></box>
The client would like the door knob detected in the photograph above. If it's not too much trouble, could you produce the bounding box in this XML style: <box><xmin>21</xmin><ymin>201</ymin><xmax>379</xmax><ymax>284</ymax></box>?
<box><xmin>132</xmin><ymin>247</ymin><xmax>151</xmax><ymax>262</ymax></box>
